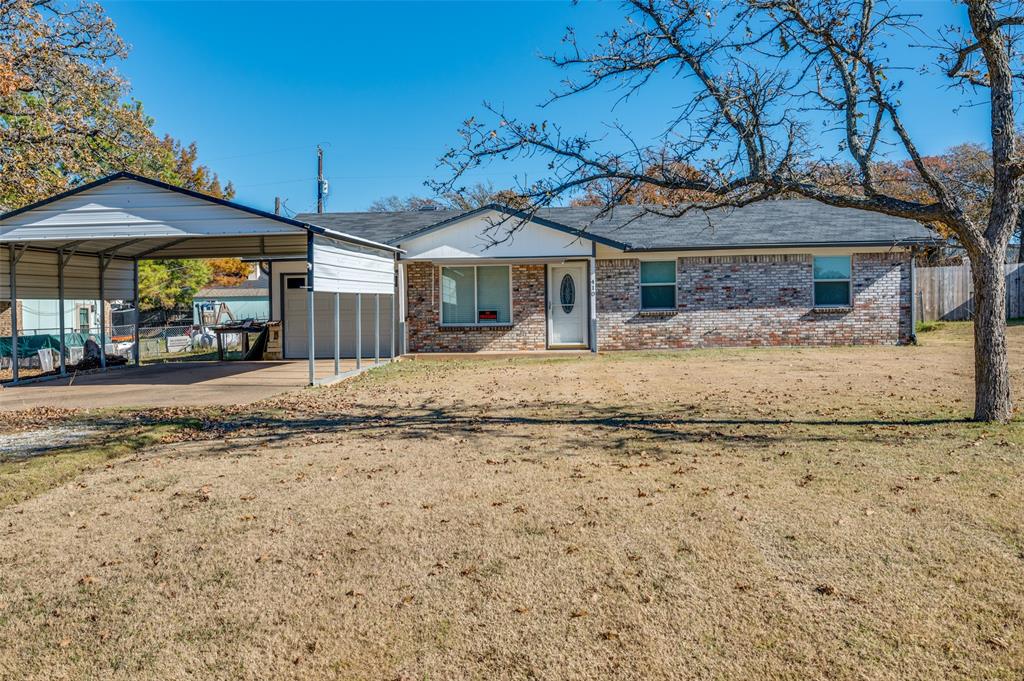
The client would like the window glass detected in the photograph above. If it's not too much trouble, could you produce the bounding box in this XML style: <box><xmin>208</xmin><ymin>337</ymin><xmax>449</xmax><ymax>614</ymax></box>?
<box><xmin>813</xmin><ymin>255</ymin><xmax>851</xmax><ymax>307</ymax></box>
<box><xmin>814</xmin><ymin>281</ymin><xmax>850</xmax><ymax>306</ymax></box>
<box><xmin>813</xmin><ymin>256</ymin><xmax>851</xmax><ymax>280</ymax></box>
<box><xmin>559</xmin><ymin>273</ymin><xmax>575</xmax><ymax>314</ymax></box>
<box><xmin>476</xmin><ymin>266</ymin><xmax>511</xmax><ymax>324</ymax></box>
<box><xmin>641</xmin><ymin>285</ymin><xmax>676</xmax><ymax>310</ymax></box>
<box><xmin>640</xmin><ymin>260</ymin><xmax>676</xmax><ymax>310</ymax></box>
<box><xmin>641</xmin><ymin>260</ymin><xmax>676</xmax><ymax>284</ymax></box>
<box><xmin>441</xmin><ymin>267</ymin><xmax>476</xmax><ymax>324</ymax></box>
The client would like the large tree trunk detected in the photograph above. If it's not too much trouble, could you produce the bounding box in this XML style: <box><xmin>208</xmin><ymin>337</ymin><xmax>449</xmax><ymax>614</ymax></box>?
<box><xmin>972</xmin><ymin>248</ymin><xmax>1012</xmax><ymax>421</ymax></box>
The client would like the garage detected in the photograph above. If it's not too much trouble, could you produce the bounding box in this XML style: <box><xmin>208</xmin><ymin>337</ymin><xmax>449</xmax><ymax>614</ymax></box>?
<box><xmin>0</xmin><ymin>172</ymin><xmax>400</xmax><ymax>387</ymax></box>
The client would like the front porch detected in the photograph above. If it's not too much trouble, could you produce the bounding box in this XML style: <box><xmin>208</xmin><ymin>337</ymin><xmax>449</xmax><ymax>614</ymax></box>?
<box><xmin>402</xmin><ymin>259</ymin><xmax>598</xmax><ymax>353</ymax></box>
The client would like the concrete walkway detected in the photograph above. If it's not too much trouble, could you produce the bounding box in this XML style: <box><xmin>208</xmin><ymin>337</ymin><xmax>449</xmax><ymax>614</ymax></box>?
<box><xmin>0</xmin><ymin>360</ymin><xmax>374</xmax><ymax>411</ymax></box>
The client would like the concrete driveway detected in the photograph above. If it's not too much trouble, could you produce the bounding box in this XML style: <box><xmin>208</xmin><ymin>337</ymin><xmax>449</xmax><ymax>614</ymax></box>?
<box><xmin>0</xmin><ymin>360</ymin><xmax>366</xmax><ymax>411</ymax></box>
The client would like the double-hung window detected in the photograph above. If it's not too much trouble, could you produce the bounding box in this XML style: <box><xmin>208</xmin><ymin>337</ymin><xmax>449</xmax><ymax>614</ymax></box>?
<box><xmin>812</xmin><ymin>255</ymin><xmax>852</xmax><ymax>307</ymax></box>
<box><xmin>440</xmin><ymin>265</ymin><xmax>512</xmax><ymax>325</ymax></box>
<box><xmin>640</xmin><ymin>260</ymin><xmax>676</xmax><ymax>310</ymax></box>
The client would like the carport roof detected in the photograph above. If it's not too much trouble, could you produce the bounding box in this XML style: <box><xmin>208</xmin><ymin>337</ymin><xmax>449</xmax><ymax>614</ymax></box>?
<box><xmin>0</xmin><ymin>172</ymin><xmax>400</xmax><ymax>259</ymax></box>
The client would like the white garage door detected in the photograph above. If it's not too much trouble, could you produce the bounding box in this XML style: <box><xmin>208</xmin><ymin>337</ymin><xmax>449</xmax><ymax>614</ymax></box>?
<box><xmin>282</xmin><ymin>274</ymin><xmax>394</xmax><ymax>359</ymax></box>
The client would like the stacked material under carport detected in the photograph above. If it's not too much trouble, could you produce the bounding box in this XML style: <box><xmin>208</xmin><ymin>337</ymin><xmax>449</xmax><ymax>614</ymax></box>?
<box><xmin>0</xmin><ymin>172</ymin><xmax>400</xmax><ymax>386</ymax></box>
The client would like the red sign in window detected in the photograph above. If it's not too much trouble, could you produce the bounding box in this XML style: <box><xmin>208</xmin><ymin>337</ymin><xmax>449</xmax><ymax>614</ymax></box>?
<box><xmin>478</xmin><ymin>310</ymin><xmax>498</xmax><ymax>322</ymax></box>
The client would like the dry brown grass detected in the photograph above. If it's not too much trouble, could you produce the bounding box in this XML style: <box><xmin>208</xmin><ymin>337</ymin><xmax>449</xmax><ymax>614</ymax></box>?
<box><xmin>0</xmin><ymin>323</ymin><xmax>1022</xmax><ymax>680</ymax></box>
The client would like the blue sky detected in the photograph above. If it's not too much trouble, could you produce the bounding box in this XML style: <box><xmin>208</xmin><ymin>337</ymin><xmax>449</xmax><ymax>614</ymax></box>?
<box><xmin>105</xmin><ymin>1</ymin><xmax>990</xmax><ymax>213</ymax></box>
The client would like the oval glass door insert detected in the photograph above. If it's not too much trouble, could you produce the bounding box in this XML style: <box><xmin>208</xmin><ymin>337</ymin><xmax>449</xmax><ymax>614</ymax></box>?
<box><xmin>559</xmin><ymin>273</ymin><xmax>575</xmax><ymax>314</ymax></box>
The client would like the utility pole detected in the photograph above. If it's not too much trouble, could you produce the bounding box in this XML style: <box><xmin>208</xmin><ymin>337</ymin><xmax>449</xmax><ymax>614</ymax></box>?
<box><xmin>316</xmin><ymin>145</ymin><xmax>325</xmax><ymax>213</ymax></box>
<box><xmin>274</xmin><ymin>196</ymin><xmax>281</xmax><ymax>215</ymax></box>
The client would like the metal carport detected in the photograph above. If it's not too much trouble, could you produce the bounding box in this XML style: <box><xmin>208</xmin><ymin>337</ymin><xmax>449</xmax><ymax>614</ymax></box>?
<box><xmin>0</xmin><ymin>172</ymin><xmax>400</xmax><ymax>386</ymax></box>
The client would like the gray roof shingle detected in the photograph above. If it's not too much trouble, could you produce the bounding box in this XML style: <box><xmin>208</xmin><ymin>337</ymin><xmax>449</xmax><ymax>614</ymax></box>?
<box><xmin>297</xmin><ymin>209</ymin><xmax>463</xmax><ymax>246</ymax></box>
<box><xmin>196</xmin><ymin>276</ymin><xmax>269</xmax><ymax>299</ymax></box>
<box><xmin>300</xmin><ymin>200</ymin><xmax>938</xmax><ymax>251</ymax></box>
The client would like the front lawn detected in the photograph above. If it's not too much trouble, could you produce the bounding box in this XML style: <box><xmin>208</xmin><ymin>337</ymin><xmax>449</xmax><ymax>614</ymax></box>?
<box><xmin>1</xmin><ymin>323</ymin><xmax>1021</xmax><ymax>680</ymax></box>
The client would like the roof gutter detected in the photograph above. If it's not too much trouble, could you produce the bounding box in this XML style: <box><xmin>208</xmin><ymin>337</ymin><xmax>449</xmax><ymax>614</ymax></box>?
<box><xmin>619</xmin><ymin>238</ymin><xmax>943</xmax><ymax>253</ymax></box>
<box><xmin>302</xmin><ymin>222</ymin><xmax>404</xmax><ymax>254</ymax></box>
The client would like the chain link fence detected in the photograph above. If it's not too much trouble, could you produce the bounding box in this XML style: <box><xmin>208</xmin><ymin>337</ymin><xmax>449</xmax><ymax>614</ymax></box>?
<box><xmin>2</xmin><ymin>323</ymin><xmax>258</xmax><ymax>372</ymax></box>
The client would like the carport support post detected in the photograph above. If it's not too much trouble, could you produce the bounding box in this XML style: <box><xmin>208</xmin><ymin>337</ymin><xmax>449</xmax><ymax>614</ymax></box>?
<box><xmin>374</xmin><ymin>293</ymin><xmax>380</xmax><ymax>365</ymax></box>
<box><xmin>98</xmin><ymin>253</ymin><xmax>107</xmax><ymax>370</ymax></box>
<box><xmin>132</xmin><ymin>258</ymin><xmax>140</xmax><ymax>366</ymax></box>
<box><xmin>355</xmin><ymin>294</ymin><xmax>362</xmax><ymax>370</ymax></box>
<box><xmin>333</xmin><ymin>292</ymin><xmax>340</xmax><ymax>376</ymax></box>
<box><xmin>57</xmin><ymin>249</ymin><xmax>67</xmax><ymax>376</ymax></box>
<box><xmin>390</xmin><ymin>290</ymin><xmax>396</xmax><ymax>360</ymax></box>
<box><xmin>307</xmin><ymin>235</ymin><xmax>316</xmax><ymax>386</ymax></box>
<box><xmin>8</xmin><ymin>245</ymin><xmax>18</xmax><ymax>383</ymax></box>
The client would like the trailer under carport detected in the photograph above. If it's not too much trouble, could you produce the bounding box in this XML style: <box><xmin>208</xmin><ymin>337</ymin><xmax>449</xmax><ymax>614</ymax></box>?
<box><xmin>0</xmin><ymin>173</ymin><xmax>401</xmax><ymax>386</ymax></box>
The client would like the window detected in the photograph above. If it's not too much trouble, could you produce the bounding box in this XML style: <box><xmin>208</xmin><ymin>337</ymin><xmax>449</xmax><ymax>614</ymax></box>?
<box><xmin>559</xmin><ymin>273</ymin><xmax>576</xmax><ymax>314</ymax></box>
<box><xmin>441</xmin><ymin>265</ymin><xmax>511</xmax><ymax>325</ymax></box>
<box><xmin>640</xmin><ymin>260</ymin><xmax>676</xmax><ymax>310</ymax></box>
<box><xmin>77</xmin><ymin>306</ymin><xmax>90</xmax><ymax>333</ymax></box>
<box><xmin>813</xmin><ymin>255</ymin><xmax>852</xmax><ymax>307</ymax></box>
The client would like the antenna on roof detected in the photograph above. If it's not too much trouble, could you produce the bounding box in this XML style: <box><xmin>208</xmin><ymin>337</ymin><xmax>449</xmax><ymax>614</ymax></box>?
<box><xmin>316</xmin><ymin>145</ymin><xmax>328</xmax><ymax>213</ymax></box>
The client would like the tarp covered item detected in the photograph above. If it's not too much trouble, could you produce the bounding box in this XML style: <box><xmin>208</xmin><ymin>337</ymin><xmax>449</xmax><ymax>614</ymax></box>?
<box><xmin>0</xmin><ymin>332</ymin><xmax>88</xmax><ymax>358</ymax></box>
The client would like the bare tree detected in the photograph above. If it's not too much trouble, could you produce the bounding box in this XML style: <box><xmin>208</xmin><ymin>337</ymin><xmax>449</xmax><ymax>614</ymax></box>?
<box><xmin>435</xmin><ymin>0</ymin><xmax>1024</xmax><ymax>422</ymax></box>
<box><xmin>368</xmin><ymin>182</ymin><xmax>527</xmax><ymax>212</ymax></box>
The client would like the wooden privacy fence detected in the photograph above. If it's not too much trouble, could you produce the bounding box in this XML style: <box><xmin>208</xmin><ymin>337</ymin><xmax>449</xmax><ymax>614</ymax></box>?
<box><xmin>915</xmin><ymin>263</ymin><xmax>1024</xmax><ymax>322</ymax></box>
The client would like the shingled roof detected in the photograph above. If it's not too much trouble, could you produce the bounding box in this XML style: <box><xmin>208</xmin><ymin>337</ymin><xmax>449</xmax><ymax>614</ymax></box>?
<box><xmin>297</xmin><ymin>209</ymin><xmax>464</xmax><ymax>246</ymax></box>
<box><xmin>195</xmin><ymin>277</ymin><xmax>269</xmax><ymax>299</ymax></box>
<box><xmin>299</xmin><ymin>200</ymin><xmax>938</xmax><ymax>252</ymax></box>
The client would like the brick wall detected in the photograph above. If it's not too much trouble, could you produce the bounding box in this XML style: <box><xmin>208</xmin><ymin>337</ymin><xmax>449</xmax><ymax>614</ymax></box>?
<box><xmin>0</xmin><ymin>301</ymin><xmax>23</xmax><ymax>335</ymax></box>
<box><xmin>596</xmin><ymin>252</ymin><xmax>911</xmax><ymax>350</ymax></box>
<box><xmin>405</xmin><ymin>262</ymin><xmax>547</xmax><ymax>352</ymax></box>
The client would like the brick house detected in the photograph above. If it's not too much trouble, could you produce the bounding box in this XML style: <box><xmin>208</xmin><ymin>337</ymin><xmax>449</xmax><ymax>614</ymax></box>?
<box><xmin>299</xmin><ymin>201</ymin><xmax>938</xmax><ymax>353</ymax></box>
<box><xmin>0</xmin><ymin>176</ymin><xmax>942</xmax><ymax>379</ymax></box>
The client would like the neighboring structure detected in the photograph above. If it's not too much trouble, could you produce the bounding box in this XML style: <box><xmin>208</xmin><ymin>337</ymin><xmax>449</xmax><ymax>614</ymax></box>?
<box><xmin>193</xmin><ymin>275</ymin><xmax>270</xmax><ymax>326</ymax></box>
<box><xmin>299</xmin><ymin>201</ymin><xmax>938</xmax><ymax>353</ymax></box>
<box><xmin>2</xmin><ymin>299</ymin><xmax>111</xmax><ymax>337</ymax></box>
<box><xmin>18</xmin><ymin>299</ymin><xmax>109</xmax><ymax>336</ymax></box>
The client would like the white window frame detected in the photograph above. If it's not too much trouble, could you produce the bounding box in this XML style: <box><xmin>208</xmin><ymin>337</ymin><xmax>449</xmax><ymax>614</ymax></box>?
<box><xmin>439</xmin><ymin>264</ymin><xmax>513</xmax><ymax>326</ymax></box>
<box><xmin>812</xmin><ymin>255</ymin><xmax>853</xmax><ymax>308</ymax></box>
<box><xmin>639</xmin><ymin>260</ymin><xmax>677</xmax><ymax>311</ymax></box>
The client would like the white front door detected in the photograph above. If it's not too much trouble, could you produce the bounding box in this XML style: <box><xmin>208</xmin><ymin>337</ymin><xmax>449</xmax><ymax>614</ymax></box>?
<box><xmin>548</xmin><ymin>263</ymin><xmax>588</xmax><ymax>348</ymax></box>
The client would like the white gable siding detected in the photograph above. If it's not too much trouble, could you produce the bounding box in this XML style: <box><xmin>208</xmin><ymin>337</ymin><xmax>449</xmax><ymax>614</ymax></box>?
<box><xmin>311</xmin><ymin>235</ymin><xmax>394</xmax><ymax>295</ymax></box>
<box><xmin>400</xmin><ymin>210</ymin><xmax>593</xmax><ymax>260</ymax></box>
<box><xmin>0</xmin><ymin>178</ymin><xmax>301</xmax><ymax>243</ymax></box>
